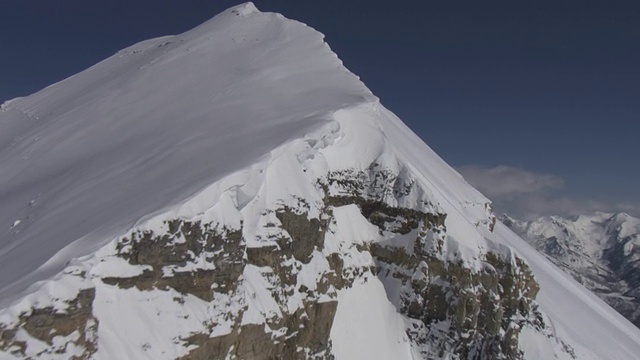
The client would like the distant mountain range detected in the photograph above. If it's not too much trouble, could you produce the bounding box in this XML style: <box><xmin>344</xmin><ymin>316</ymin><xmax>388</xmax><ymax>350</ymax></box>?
<box><xmin>501</xmin><ymin>212</ymin><xmax>640</xmax><ymax>328</ymax></box>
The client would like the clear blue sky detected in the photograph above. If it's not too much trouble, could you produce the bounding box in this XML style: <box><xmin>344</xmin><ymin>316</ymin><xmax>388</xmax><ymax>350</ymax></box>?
<box><xmin>1</xmin><ymin>0</ymin><xmax>638</xmax><ymax>216</ymax></box>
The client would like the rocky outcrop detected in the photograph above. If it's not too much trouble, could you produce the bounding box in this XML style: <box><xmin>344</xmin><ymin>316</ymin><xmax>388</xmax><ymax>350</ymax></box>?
<box><xmin>317</xmin><ymin>167</ymin><xmax>547</xmax><ymax>359</ymax></box>
<box><xmin>0</xmin><ymin>165</ymin><xmax>557</xmax><ymax>359</ymax></box>
<box><xmin>0</xmin><ymin>288</ymin><xmax>98</xmax><ymax>359</ymax></box>
<box><xmin>334</xmin><ymin>197</ymin><xmax>542</xmax><ymax>359</ymax></box>
<box><xmin>103</xmin><ymin>209</ymin><xmax>342</xmax><ymax>359</ymax></box>
<box><xmin>180</xmin><ymin>301</ymin><xmax>337</xmax><ymax>360</ymax></box>
<box><xmin>103</xmin><ymin>221</ymin><xmax>244</xmax><ymax>301</ymax></box>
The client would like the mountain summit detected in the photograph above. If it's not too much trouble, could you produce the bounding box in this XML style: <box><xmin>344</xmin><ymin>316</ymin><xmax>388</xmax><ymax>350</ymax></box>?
<box><xmin>1</xmin><ymin>3</ymin><xmax>639</xmax><ymax>359</ymax></box>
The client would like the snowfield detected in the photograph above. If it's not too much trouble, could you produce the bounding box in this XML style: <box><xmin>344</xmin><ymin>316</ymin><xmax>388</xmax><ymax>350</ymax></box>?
<box><xmin>1</xmin><ymin>2</ymin><xmax>639</xmax><ymax>359</ymax></box>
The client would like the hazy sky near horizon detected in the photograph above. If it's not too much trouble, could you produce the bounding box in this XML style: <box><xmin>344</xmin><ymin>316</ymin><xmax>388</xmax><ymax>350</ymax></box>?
<box><xmin>1</xmin><ymin>0</ymin><xmax>638</xmax><ymax>218</ymax></box>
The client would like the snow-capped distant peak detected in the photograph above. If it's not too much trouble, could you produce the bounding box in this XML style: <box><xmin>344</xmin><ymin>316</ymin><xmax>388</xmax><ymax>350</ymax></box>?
<box><xmin>503</xmin><ymin>211</ymin><xmax>640</xmax><ymax>329</ymax></box>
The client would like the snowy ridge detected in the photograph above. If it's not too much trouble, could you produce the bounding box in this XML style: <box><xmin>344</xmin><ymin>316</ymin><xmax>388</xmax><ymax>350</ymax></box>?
<box><xmin>1</xmin><ymin>3</ymin><xmax>640</xmax><ymax>359</ymax></box>
<box><xmin>0</xmin><ymin>1</ymin><xmax>374</xmax><ymax>302</ymax></box>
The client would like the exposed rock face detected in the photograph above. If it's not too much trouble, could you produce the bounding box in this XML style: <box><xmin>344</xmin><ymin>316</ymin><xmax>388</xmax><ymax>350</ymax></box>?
<box><xmin>0</xmin><ymin>165</ymin><xmax>564</xmax><ymax>359</ymax></box>
<box><xmin>373</xmin><ymin>244</ymin><xmax>541</xmax><ymax>359</ymax></box>
<box><xmin>0</xmin><ymin>288</ymin><xmax>98</xmax><ymax>359</ymax></box>
<box><xmin>501</xmin><ymin>213</ymin><xmax>640</xmax><ymax>329</ymax></box>
<box><xmin>104</xmin><ymin>222</ymin><xmax>244</xmax><ymax>301</ymax></box>
<box><xmin>104</xmin><ymin>213</ymin><xmax>339</xmax><ymax>359</ymax></box>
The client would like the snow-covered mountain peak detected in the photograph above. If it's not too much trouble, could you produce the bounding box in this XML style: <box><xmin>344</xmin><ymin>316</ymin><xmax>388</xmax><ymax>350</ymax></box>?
<box><xmin>605</xmin><ymin>212</ymin><xmax>640</xmax><ymax>237</ymax></box>
<box><xmin>0</xmin><ymin>3</ymin><xmax>377</xmax><ymax>302</ymax></box>
<box><xmin>1</xmin><ymin>4</ymin><xmax>640</xmax><ymax>359</ymax></box>
<box><xmin>229</xmin><ymin>2</ymin><xmax>260</xmax><ymax>16</ymax></box>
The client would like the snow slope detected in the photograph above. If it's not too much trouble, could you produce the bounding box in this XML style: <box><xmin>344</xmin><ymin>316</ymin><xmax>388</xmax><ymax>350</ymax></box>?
<box><xmin>1</xmin><ymin>2</ymin><xmax>640</xmax><ymax>359</ymax></box>
<box><xmin>0</xmin><ymin>2</ymin><xmax>374</xmax><ymax>302</ymax></box>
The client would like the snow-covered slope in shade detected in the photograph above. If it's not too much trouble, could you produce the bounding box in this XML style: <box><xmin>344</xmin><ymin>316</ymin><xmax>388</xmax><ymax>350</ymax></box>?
<box><xmin>1</xmin><ymin>3</ymin><xmax>639</xmax><ymax>359</ymax></box>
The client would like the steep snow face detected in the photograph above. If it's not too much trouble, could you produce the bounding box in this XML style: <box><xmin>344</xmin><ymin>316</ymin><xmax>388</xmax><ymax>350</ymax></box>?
<box><xmin>502</xmin><ymin>212</ymin><xmax>640</xmax><ymax>328</ymax></box>
<box><xmin>0</xmin><ymin>2</ymin><xmax>375</xmax><ymax>300</ymax></box>
<box><xmin>1</xmin><ymin>2</ymin><xmax>640</xmax><ymax>360</ymax></box>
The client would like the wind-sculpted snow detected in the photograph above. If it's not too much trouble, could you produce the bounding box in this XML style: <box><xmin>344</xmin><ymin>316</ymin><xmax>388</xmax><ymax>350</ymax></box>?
<box><xmin>0</xmin><ymin>2</ymin><xmax>373</xmax><ymax>302</ymax></box>
<box><xmin>1</xmin><ymin>2</ymin><xmax>640</xmax><ymax>359</ymax></box>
